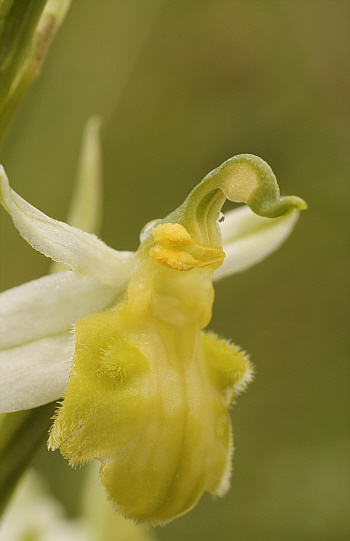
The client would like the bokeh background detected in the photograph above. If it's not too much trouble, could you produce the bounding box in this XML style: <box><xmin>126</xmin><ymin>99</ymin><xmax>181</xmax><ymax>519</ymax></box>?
<box><xmin>0</xmin><ymin>1</ymin><xmax>349</xmax><ymax>540</ymax></box>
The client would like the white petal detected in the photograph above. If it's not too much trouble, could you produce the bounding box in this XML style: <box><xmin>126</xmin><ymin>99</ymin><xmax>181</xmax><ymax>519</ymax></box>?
<box><xmin>0</xmin><ymin>333</ymin><xmax>72</xmax><ymax>412</ymax></box>
<box><xmin>0</xmin><ymin>271</ymin><xmax>119</xmax><ymax>350</ymax></box>
<box><xmin>0</xmin><ymin>166</ymin><xmax>134</xmax><ymax>287</ymax></box>
<box><xmin>214</xmin><ymin>205</ymin><xmax>300</xmax><ymax>280</ymax></box>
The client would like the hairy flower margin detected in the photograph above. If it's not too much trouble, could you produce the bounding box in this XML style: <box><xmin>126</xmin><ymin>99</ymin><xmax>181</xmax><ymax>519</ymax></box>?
<box><xmin>0</xmin><ymin>138</ymin><xmax>306</xmax><ymax>525</ymax></box>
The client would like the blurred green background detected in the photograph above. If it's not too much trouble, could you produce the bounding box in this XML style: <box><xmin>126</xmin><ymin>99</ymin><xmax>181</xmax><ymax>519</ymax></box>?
<box><xmin>0</xmin><ymin>1</ymin><xmax>349</xmax><ymax>540</ymax></box>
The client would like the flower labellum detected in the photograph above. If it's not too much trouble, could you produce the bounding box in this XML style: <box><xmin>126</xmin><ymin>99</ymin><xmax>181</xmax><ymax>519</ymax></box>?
<box><xmin>0</xmin><ymin>154</ymin><xmax>306</xmax><ymax>525</ymax></box>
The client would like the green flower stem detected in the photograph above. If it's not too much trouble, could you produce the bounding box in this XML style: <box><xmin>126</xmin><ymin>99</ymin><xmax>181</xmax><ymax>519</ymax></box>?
<box><xmin>0</xmin><ymin>57</ymin><xmax>37</xmax><ymax>146</ymax></box>
<box><xmin>0</xmin><ymin>0</ymin><xmax>48</xmax><ymax>105</ymax></box>
<box><xmin>0</xmin><ymin>402</ymin><xmax>56</xmax><ymax>515</ymax></box>
<box><xmin>0</xmin><ymin>0</ymin><xmax>71</xmax><ymax>146</ymax></box>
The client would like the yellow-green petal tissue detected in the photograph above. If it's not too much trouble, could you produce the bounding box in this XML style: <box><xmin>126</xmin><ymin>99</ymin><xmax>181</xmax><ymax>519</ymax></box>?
<box><xmin>48</xmin><ymin>154</ymin><xmax>306</xmax><ymax>525</ymax></box>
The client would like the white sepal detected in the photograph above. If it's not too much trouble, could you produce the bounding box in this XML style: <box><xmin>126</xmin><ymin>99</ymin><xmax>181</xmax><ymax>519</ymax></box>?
<box><xmin>0</xmin><ymin>166</ymin><xmax>134</xmax><ymax>288</ymax></box>
<box><xmin>0</xmin><ymin>333</ymin><xmax>72</xmax><ymax>412</ymax></box>
<box><xmin>214</xmin><ymin>205</ymin><xmax>300</xmax><ymax>280</ymax></box>
<box><xmin>0</xmin><ymin>271</ymin><xmax>118</xmax><ymax>350</ymax></box>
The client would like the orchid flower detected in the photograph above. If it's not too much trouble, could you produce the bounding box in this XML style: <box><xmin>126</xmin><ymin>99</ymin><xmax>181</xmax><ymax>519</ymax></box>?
<box><xmin>0</xmin><ymin>465</ymin><xmax>156</xmax><ymax>541</ymax></box>
<box><xmin>0</xmin><ymin>470</ymin><xmax>91</xmax><ymax>541</ymax></box>
<box><xmin>0</xmin><ymin>149</ymin><xmax>306</xmax><ymax>525</ymax></box>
